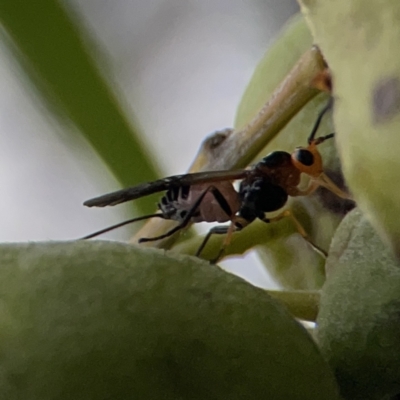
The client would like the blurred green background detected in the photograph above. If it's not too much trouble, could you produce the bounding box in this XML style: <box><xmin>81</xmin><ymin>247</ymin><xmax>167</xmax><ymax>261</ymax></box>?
<box><xmin>0</xmin><ymin>0</ymin><xmax>298</xmax><ymax>286</ymax></box>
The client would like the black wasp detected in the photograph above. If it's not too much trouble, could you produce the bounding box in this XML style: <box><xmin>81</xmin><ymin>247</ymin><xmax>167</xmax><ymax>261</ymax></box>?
<box><xmin>82</xmin><ymin>104</ymin><xmax>351</xmax><ymax>261</ymax></box>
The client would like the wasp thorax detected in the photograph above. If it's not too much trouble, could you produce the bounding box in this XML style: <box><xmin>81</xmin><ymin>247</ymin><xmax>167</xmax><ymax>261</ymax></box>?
<box><xmin>259</xmin><ymin>151</ymin><xmax>291</xmax><ymax>168</ymax></box>
<box><xmin>239</xmin><ymin>178</ymin><xmax>288</xmax><ymax>221</ymax></box>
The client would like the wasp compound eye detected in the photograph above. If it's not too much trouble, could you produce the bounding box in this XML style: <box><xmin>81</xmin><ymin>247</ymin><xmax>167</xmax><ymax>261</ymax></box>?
<box><xmin>294</xmin><ymin>148</ymin><xmax>314</xmax><ymax>166</ymax></box>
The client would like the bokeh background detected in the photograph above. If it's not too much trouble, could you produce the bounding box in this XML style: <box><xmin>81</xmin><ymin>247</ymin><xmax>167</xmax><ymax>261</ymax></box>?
<box><xmin>0</xmin><ymin>1</ymin><xmax>298</xmax><ymax>286</ymax></box>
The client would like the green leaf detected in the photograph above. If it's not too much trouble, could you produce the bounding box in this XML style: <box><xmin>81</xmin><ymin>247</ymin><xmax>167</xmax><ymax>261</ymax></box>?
<box><xmin>317</xmin><ymin>208</ymin><xmax>400</xmax><ymax>400</ymax></box>
<box><xmin>0</xmin><ymin>0</ymin><xmax>159</xmax><ymax>215</ymax></box>
<box><xmin>0</xmin><ymin>241</ymin><xmax>340</xmax><ymax>399</ymax></box>
<box><xmin>298</xmin><ymin>0</ymin><xmax>400</xmax><ymax>259</ymax></box>
<box><xmin>267</xmin><ymin>289</ymin><xmax>320</xmax><ymax>322</ymax></box>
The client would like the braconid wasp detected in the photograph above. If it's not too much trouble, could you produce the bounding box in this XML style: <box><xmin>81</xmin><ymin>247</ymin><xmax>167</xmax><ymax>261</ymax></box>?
<box><xmin>82</xmin><ymin>103</ymin><xmax>351</xmax><ymax>261</ymax></box>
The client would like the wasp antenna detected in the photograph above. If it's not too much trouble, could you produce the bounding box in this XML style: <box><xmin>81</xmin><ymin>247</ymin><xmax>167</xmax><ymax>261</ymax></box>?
<box><xmin>313</xmin><ymin>132</ymin><xmax>335</xmax><ymax>145</ymax></box>
<box><xmin>308</xmin><ymin>99</ymin><xmax>333</xmax><ymax>144</ymax></box>
<box><xmin>80</xmin><ymin>213</ymin><xmax>166</xmax><ymax>240</ymax></box>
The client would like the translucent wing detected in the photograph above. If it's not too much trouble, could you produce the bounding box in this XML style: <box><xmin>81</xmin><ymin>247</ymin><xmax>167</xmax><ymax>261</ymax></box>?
<box><xmin>84</xmin><ymin>169</ymin><xmax>249</xmax><ymax>207</ymax></box>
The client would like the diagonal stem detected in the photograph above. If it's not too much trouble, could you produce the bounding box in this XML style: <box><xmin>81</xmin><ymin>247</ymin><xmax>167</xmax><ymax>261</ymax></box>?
<box><xmin>133</xmin><ymin>47</ymin><xmax>327</xmax><ymax>249</ymax></box>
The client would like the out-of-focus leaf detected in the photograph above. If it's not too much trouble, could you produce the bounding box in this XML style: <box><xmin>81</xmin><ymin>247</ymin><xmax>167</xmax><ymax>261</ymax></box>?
<box><xmin>0</xmin><ymin>0</ymin><xmax>159</xmax><ymax>215</ymax></box>
<box><xmin>298</xmin><ymin>0</ymin><xmax>400</xmax><ymax>260</ymax></box>
<box><xmin>267</xmin><ymin>289</ymin><xmax>320</xmax><ymax>322</ymax></box>
<box><xmin>317</xmin><ymin>208</ymin><xmax>400</xmax><ymax>400</ymax></box>
<box><xmin>0</xmin><ymin>241</ymin><xmax>340</xmax><ymax>399</ymax></box>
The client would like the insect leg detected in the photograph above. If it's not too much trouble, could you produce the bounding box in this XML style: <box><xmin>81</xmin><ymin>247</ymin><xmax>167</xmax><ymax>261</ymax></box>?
<box><xmin>138</xmin><ymin>222</ymin><xmax>187</xmax><ymax>243</ymax></box>
<box><xmin>201</xmin><ymin>216</ymin><xmax>249</xmax><ymax>263</ymax></box>
<box><xmin>290</xmin><ymin>180</ymin><xmax>320</xmax><ymax>197</ymax></box>
<box><xmin>209</xmin><ymin>221</ymin><xmax>245</xmax><ymax>264</ymax></box>
<box><xmin>138</xmin><ymin>196</ymin><xmax>206</xmax><ymax>243</ymax></box>
<box><xmin>197</xmin><ymin>222</ymin><xmax>243</xmax><ymax>264</ymax></box>
<box><xmin>139</xmin><ymin>185</ymin><xmax>229</xmax><ymax>244</ymax></box>
<box><xmin>195</xmin><ymin>225</ymin><xmax>230</xmax><ymax>259</ymax></box>
<box><xmin>80</xmin><ymin>213</ymin><xmax>166</xmax><ymax>240</ymax></box>
<box><xmin>316</xmin><ymin>173</ymin><xmax>353</xmax><ymax>200</ymax></box>
<box><xmin>261</xmin><ymin>210</ymin><xmax>327</xmax><ymax>258</ymax></box>
<box><xmin>195</xmin><ymin>185</ymin><xmax>243</xmax><ymax>261</ymax></box>
<box><xmin>291</xmin><ymin>174</ymin><xmax>352</xmax><ymax>201</ymax></box>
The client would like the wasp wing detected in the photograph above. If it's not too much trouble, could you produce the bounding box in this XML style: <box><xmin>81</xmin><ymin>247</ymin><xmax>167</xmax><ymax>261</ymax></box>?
<box><xmin>84</xmin><ymin>169</ymin><xmax>250</xmax><ymax>207</ymax></box>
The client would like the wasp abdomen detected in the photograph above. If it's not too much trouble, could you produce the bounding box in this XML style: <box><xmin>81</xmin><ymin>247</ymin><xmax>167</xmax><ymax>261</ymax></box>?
<box><xmin>159</xmin><ymin>182</ymin><xmax>241</xmax><ymax>224</ymax></box>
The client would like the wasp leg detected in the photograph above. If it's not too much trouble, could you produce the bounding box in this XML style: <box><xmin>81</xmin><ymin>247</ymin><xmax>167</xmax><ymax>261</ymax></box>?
<box><xmin>201</xmin><ymin>222</ymin><xmax>242</xmax><ymax>265</ymax></box>
<box><xmin>139</xmin><ymin>185</ymin><xmax>232</xmax><ymax>244</ymax></box>
<box><xmin>139</xmin><ymin>187</ymin><xmax>213</xmax><ymax>243</ymax></box>
<box><xmin>211</xmin><ymin>220</ymin><xmax>248</xmax><ymax>263</ymax></box>
<box><xmin>291</xmin><ymin>175</ymin><xmax>353</xmax><ymax>201</ymax></box>
<box><xmin>196</xmin><ymin>225</ymin><xmax>230</xmax><ymax>261</ymax></box>
<box><xmin>261</xmin><ymin>210</ymin><xmax>328</xmax><ymax>258</ymax></box>
<box><xmin>193</xmin><ymin>184</ymin><xmax>241</xmax><ymax>261</ymax></box>
<box><xmin>290</xmin><ymin>180</ymin><xmax>320</xmax><ymax>197</ymax></box>
<box><xmin>80</xmin><ymin>213</ymin><xmax>165</xmax><ymax>240</ymax></box>
<box><xmin>138</xmin><ymin>221</ymin><xmax>189</xmax><ymax>243</ymax></box>
<box><xmin>201</xmin><ymin>216</ymin><xmax>249</xmax><ymax>264</ymax></box>
<box><xmin>316</xmin><ymin>173</ymin><xmax>353</xmax><ymax>200</ymax></box>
